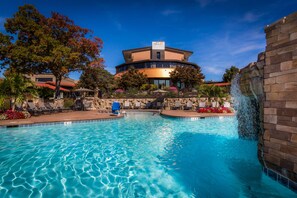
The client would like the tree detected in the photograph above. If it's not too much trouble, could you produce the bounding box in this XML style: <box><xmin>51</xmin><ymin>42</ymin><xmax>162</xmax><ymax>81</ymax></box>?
<box><xmin>223</xmin><ymin>66</ymin><xmax>240</xmax><ymax>82</ymax></box>
<box><xmin>170</xmin><ymin>66</ymin><xmax>204</xmax><ymax>90</ymax></box>
<box><xmin>77</xmin><ymin>66</ymin><xmax>115</xmax><ymax>95</ymax></box>
<box><xmin>117</xmin><ymin>67</ymin><xmax>148</xmax><ymax>90</ymax></box>
<box><xmin>1</xmin><ymin>4</ymin><xmax>103</xmax><ymax>98</ymax></box>
<box><xmin>0</xmin><ymin>70</ymin><xmax>37</xmax><ymax>111</ymax></box>
<box><xmin>196</xmin><ymin>84</ymin><xmax>227</xmax><ymax>106</ymax></box>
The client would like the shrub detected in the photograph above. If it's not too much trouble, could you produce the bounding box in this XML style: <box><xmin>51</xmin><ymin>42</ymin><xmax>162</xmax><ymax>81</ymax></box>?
<box><xmin>0</xmin><ymin>110</ymin><xmax>31</xmax><ymax>120</ymax></box>
<box><xmin>3</xmin><ymin>110</ymin><xmax>25</xmax><ymax>119</ymax></box>
<box><xmin>64</xmin><ymin>98</ymin><xmax>75</xmax><ymax>108</ymax></box>
<box><xmin>0</xmin><ymin>114</ymin><xmax>7</xmax><ymax>120</ymax></box>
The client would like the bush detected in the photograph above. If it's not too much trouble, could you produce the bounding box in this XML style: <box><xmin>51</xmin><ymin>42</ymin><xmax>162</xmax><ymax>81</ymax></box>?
<box><xmin>64</xmin><ymin>98</ymin><xmax>75</xmax><ymax>108</ymax></box>
<box><xmin>0</xmin><ymin>114</ymin><xmax>7</xmax><ymax>120</ymax></box>
<box><xmin>0</xmin><ymin>110</ymin><xmax>31</xmax><ymax>120</ymax></box>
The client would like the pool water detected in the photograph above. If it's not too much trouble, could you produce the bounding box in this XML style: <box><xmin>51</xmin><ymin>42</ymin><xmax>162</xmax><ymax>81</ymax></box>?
<box><xmin>0</xmin><ymin>112</ymin><xmax>295</xmax><ymax>197</ymax></box>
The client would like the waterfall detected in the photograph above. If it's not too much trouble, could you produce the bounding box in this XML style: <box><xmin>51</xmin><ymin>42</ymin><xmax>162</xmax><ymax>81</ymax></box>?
<box><xmin>230</xmin><ymin>74</ymin><xmax>259</xmax><ymax>140</ymax></box>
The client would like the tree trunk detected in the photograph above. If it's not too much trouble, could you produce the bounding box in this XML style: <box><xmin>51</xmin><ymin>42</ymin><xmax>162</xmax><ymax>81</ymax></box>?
<box><xmin>55</xmin><ymin>76</ymin><xmax>62</xmax><ymax>99</ymax></box>
<box><xmin>11</xmin><ymin>98</ymin><xmax>16</xmax><ymax>111</ymax></box>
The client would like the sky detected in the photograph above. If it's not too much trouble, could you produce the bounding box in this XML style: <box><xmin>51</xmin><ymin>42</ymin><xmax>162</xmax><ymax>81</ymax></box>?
<box><xmin>1</xmin><ymin>0</ymin><xmax>297</xmax><ymax>81</ymax></box>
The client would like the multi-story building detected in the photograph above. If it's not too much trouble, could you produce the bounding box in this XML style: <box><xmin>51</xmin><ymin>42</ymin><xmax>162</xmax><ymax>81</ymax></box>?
<box><xmin>115</xmin><ymin>41</ymin><xmax>199</xmax><ymax>88</ymax></box>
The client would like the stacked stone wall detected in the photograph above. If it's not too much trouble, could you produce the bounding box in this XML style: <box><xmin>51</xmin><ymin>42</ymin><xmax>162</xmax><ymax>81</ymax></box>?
<box><xmin>263</xmin><ymin>12</ymin><xmax>297</xmax><ymax>182</ymax></box>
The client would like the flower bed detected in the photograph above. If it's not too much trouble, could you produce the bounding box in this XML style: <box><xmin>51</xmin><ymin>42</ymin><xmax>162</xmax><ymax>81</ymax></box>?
<box><xmin>197</xmin><ymin>107</ymin><xmax>234</xmax><ymax>113</ymax></box>
<box><xmin>0</xmin><ymin>110</ymin><xmax>31</xmax><ymax>120</ymax></box>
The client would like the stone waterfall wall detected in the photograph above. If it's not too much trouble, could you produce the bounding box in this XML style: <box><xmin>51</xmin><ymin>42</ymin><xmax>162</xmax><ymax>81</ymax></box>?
<box><xmin>262</xmin><ymin>12</ymin><xmax>297</xmax><ymax>182</ymax></box>
<box><xmin>237</xmin><ymin>52</ymin><xmax>265</xmax><ymax>140</ymax></box>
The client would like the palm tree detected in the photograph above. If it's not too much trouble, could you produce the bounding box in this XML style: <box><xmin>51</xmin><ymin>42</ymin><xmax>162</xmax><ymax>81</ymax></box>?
<box><xmin>0</xmin><ymin>70</ymin><xmax>37</xmax><ymax>111</ymax></box>
<box><xmin>196</xmin><ymin>84</ymin><xmax>227</xmax><ymax>106</ymax></box>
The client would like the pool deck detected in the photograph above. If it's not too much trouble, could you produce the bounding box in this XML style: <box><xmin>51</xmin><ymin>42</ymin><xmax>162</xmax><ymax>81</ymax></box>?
<box><xmin>0</xmin><ymin>110</ymin><xmax>235</xmax><ymax>127</ymax></box>
<box><xmin>0</xmin><ymin>111</ymin><xmax>123</xmax><ymax>127</ymax></box>
<box><xmin>160</xmin><ymin>110</ymin><xmax>235</xmax><ymax>118</ymax></box>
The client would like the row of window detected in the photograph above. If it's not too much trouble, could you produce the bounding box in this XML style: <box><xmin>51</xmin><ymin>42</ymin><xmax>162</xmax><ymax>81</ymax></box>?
<box><xmin>116</xmin><ymin>61</ymin><xmax>195</xmax><ymax>73</ymax></box>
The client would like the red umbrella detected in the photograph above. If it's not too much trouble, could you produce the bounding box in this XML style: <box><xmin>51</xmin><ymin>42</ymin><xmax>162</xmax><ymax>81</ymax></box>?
<box><xmin>115</xmin><ymin>89</ymin><xmax>124</xmax><ymax>93</ymax></box>
<box><xmin>169</xmin><ymin>86</ymin><xmax>178</xmax><ymax>92</ymax></box>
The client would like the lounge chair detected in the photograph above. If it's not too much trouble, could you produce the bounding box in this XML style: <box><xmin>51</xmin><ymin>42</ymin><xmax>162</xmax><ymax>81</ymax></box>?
<box><xmin>111</xmin><ymin>101</ymin><xmax>121</xmax><ymax>115</ymax></box>
<box><xmin>211</xmin><ymin>101</ymin><xmax>219</xmax><ymax>108</ymax></box>
<box><xmin>184</xmin><ymin>101</ymin><xmax>193</xmax><ymax>110</ymax></box>
<box><xmin>27</xmin><ymin>102</ymin><xmax>42</xmax><ymax>116</ymax></box>
<box><xmin>135</xmin><ymin>102</ymin><xmax>141</xmax><ymax>109</ymax></box>
<box><xmin>38</xmin><ymin>101</ymin><xmax>53</xmax><ymax>114</ymax></box>
<box><xmin>123</xmin><ymin>101</ymin><xmax>130</xmax><ymax>109</ymax></box>
<box><xmin>198</xmin><ymin>101</ymin><xmax>206</xmax><ymax>108</ymax></box>
<box><xmin>223</xmin><ymin>101</ymin><xmax>231</xmax><ymax>108</ymax></box>
<box><xmin>156</xmin><ymin>102</ymin><xmax>163</xmax><ymax>109</ymax></box>
<box><xmin>171</xmin><ymin>101</ymin><xmax>181</xmax><ymax>110</ymax></box>
<box><xmin>45</xmin><ymin>102</ymin><xmax>59</xmax><ymax>113</ymax></box>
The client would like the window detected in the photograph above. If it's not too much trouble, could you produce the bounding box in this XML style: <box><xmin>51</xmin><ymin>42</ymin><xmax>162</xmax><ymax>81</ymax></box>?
<box><xmin>157</xmin><ymin>52</ymin><xmax>161</xmax><ymax>59</ymax></box>
<box><xmin>36</xmin><ymin>78</ymin><xmax>53</xmax><ymax>82</ymax></box>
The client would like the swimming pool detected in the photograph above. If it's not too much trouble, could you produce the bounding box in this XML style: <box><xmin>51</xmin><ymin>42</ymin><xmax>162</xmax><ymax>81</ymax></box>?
<box><xmin>0</xmin><ymin>112</ymin><xmax>295</xmax><ymax>197</ymax></box>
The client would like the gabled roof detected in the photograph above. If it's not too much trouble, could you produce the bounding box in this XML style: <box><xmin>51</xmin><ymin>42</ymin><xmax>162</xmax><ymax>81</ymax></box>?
<box><xmin>122</xmin><ymin>46</ymin><xmax>193</xmax><ymax>62</ymax></box>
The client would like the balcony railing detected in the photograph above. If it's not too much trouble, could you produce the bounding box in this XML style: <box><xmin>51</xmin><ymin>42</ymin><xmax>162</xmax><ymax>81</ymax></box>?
<box><xmin>116</xmin><ymin>61</ymin><xmax>197</xmax><ymax>73</ymax></box>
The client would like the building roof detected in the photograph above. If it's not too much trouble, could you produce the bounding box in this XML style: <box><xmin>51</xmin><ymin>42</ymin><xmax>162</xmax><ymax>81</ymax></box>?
<box><xmin>205</xmin><ymin>82</ymin><xmax>231</xmax><ymax>86</ymax></box>
<box><xmin>35</xmin><ymin>83</ymin><xmax>70</xmax><ymax>92</ymax></box>
<box><xmin>46</xmin><ymin>81</ymin><xmax>76</xmax><ymax>88</ymax></box>
<box><xmin>122</xmin><ymin>46</ymin><xmax>193</xmax><ymax>62</ymax></box>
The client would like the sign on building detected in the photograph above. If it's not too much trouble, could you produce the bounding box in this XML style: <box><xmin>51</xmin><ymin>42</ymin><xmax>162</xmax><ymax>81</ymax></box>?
<box><xmin>152</xmin><ymin>41</ymin><xmax>165</xmax><ymax>50</ymax></box>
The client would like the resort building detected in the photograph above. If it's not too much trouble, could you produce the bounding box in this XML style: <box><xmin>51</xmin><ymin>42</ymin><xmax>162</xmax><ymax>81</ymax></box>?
<box><xmin>26</xmin><ymin>74</ymin><xmax>77</xmax><ymax>98</ymax></box>
<box><xmin>115</xmin><ymin>41</ymin><xmax>199</xmax><ymax>88</ymax></box>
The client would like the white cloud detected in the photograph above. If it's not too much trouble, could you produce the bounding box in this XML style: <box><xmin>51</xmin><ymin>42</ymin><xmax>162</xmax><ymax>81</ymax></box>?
<box><xmin>195</xmin><ymin>0</ymin><xmax>227</xmax><ymax>8</ymax></box>
<box><xmin>203</xmin><ymin>66</ymin><xmax>224</xmax><ymax>75</ymax></box>
<box><xmin>242</xmin><ymin>12</ymin><xmax>263</xmax><ymax>23</ymax></box>
<box><xmin>195</xmin><ymin>0</ymin><xmax>212</xmax><ymax>8</ymax></box>
<box><xmin>161</xmin><ymin>9</ymin><xmax>181</xmax><ymax>16</ymax></box>
<box><xmin>231</xmin><ymin>44</ymin><xmax>263</xmax><ymax>55</ymax></box>
<box><xmin>113</xmin><ymin>20</ymin><xmax>122</xmax><ymax>31</ymax></box>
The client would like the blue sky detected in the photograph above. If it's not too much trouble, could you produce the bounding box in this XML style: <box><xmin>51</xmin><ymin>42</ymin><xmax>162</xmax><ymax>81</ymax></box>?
<box><xmin>1</xmin><ymin>0</ymin><xmax>297</xmax><ymax>81</ymax></box>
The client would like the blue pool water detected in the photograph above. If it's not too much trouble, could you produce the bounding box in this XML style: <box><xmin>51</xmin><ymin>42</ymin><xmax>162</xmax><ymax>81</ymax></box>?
<box><xmin>0</xmin><ymin>112</ymin><xmax>295</xmax><ymax>197</ymax></box>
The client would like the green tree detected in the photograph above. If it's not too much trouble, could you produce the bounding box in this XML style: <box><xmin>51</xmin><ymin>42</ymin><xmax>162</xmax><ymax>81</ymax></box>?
<box><xmin>170</xmin><ymin>66</ymin><xmax>204</xmax><ymax>90</ymax></box>
<box><xmin>0</xmin><ymin>70</ymin><xmax>37</xmax><ymax>111</ymax></box>
<box><xmin>223</xmin><ymin>66</ymin><xmax>240</xmax><ymax>82</ymax></box>
<box><xmin>77</xmin><ymin>66</ymin><xmax>115</xmax><ymax>95</ymax></box>
<box><xmin>117</xmin><ymin>67</ymin><xmax>148</xmax><ymax>90</ymax></box>
<box><xmin>0</xmin><ymin>4</ymin><xmax>103</xmax><ymax>98</ymax></box>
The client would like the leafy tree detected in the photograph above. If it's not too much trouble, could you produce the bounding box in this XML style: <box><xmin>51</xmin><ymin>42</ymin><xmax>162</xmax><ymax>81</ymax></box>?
<box><xmin>0</xmin><ymin>70</ymin><xmax>37</xmax><ymax>110</ymax></box>
<box><xmin>117</xmin><ymin>67</ymin><xmax>148</xmax><ymax>90</ymax></box>
<box><xmin>170</xmin><ymin>66</ymin><xmax>204</xmax><ymax>90</ymax></box>
<box><xmin>0</xmin><ymin>4</ymin><xmax>103</xmax><ymax>98</ymax></box>
<box><xmin>223</xmin><ymin>66</ymin><xmax>240</xmax><ymax>82</ymax></box>
<box><xmin>77</xmin><ymin>66</ymin><xmax>115</xmax><ymax>95</ymax></box>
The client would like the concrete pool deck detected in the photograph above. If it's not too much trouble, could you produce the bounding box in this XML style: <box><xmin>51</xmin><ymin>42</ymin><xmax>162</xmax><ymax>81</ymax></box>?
<box><xmin>0</xmin><ymin>110</ymin><xmax>235</xmax><ymax>127</ymax></box>
<box><xmin>160</xmin><ymin>110</ymin><xmax>235</xmax><ymax>118</ymax></box>
<box><xmin>0</xmin><ymin>111</ymin><xmax>123</xmax><ymax>127</ymax></box>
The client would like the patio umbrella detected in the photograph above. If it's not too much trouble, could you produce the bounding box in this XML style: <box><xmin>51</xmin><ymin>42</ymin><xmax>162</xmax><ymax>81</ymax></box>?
<box><xmin>115</xmin><ymin>89</ymin><xmax>124</xmax><ymax>93</ymax></box>
<box><xmin>74</xmin><ymin>88</ymin><xmax>94</xmax><ymax>92</ymax></box>
<box><xmin>153</xmin><ymin>89</ymin><xmax>168</xmax><ymax>93</ymax></box>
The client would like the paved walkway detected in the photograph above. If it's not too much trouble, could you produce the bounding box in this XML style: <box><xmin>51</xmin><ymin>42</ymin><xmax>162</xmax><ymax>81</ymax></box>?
<box><xmin>0</xmin><ymin>111</ymin><xmax>123</xmax><ymax>127</ymax></box>
<box><xmin>161</xmin><ymin>110</ymin><xmax>235</xmax><ymax>118</ymax></box>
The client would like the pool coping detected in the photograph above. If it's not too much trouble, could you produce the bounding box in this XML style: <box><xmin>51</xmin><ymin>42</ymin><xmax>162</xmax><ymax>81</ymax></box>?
<box><xmin>0</xmin><ymin>111</ymin><xmax>124</xmax><ymax>128</ymax></box>
<box><xmin>160</xmin><ymin>110</ymin><xmax>235</xmax><ymax>118</ymax></box>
